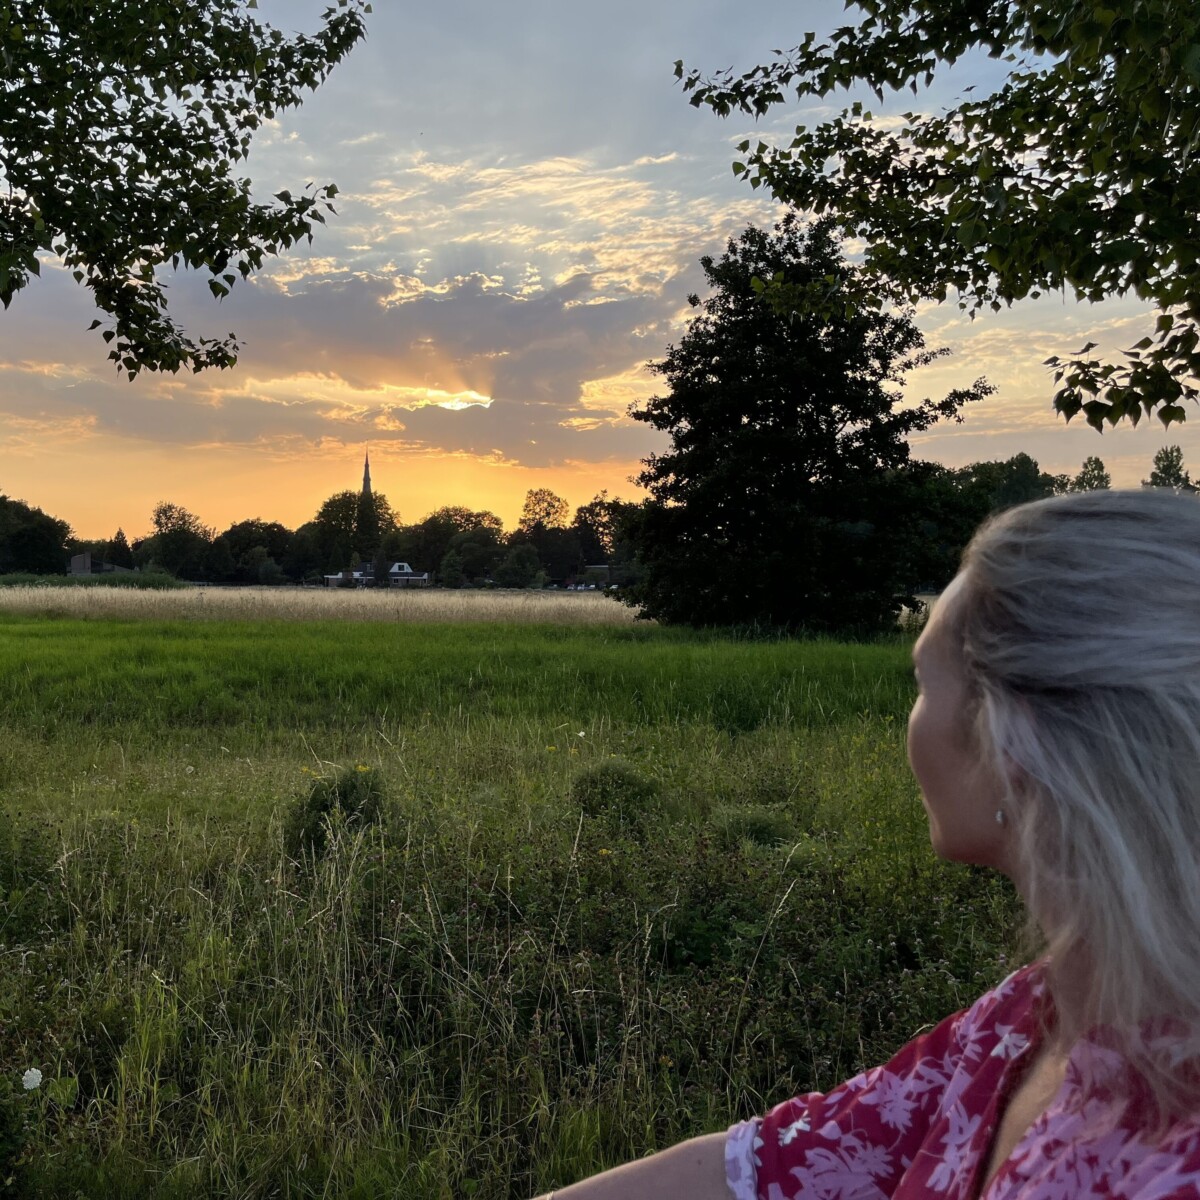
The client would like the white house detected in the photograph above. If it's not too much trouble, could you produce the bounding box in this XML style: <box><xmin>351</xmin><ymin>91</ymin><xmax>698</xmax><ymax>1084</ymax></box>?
<box><xmin>385</xmin><ymin>562</ymin><xmax>429</xmax><ymax>588</ymax></box>
<box><xmin>322</xmin><ymin>561</ymin><xmax>430</xmax><ymax>588</ymax></box>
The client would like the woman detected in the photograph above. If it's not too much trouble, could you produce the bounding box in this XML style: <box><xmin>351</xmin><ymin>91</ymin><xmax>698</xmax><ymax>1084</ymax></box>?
<box><xmin>535</xmin><ymin>489</ymin><xmax>1200</xmax><ymax>1199</ymax></box>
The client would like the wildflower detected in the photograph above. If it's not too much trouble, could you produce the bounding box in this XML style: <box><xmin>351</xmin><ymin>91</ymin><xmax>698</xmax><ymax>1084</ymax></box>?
<box><xmin>546</xmin><ymin>745</ymin><xmax>557</xmax><ymax>753</ymax></box>
<box><xmin>184</xmin><ymin>765</ymin><xmax>195</xmax><ymax>775</ymax></box>
<box><xmin>22</xmin><ymin>1068</ymin><xmax>41</xmax><ymax>1090</ymax></box>
<box><xmin>577</xmin><ymin>731</ymin><xmax>586</xmax><ymax>738</ymax></box>
<box><xmin>356</xmin><ymin>764</ymin><xmax>370</xmax><ymax>773</ymax></box>
<box><xmin>568</xmin><ymin>747</ymin><xmax>579</xmax><ymax>756</ymax></box>
<box><xmin>598</xmin><ymin>848</ymin><xmax>612</xmax><ymax>857</ymax></box>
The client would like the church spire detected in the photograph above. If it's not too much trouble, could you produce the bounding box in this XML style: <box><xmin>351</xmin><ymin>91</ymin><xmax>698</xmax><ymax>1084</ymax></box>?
<box><xmin>362</xmin><ymin>448</ymin><xmax>372</xmax><ymax>497</ymax></box>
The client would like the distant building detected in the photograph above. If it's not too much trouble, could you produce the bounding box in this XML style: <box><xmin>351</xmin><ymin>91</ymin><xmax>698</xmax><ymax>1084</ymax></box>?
<box><xmin>322</xmin><ymin>562</ymin><xmax>430</xmax><ymax>588</ymax></box>
<box><xmin>70</xmin><ymin>552</ymin><xmax>132</xmax><ymax>577</ymax></box>
<box><xmin>322</xmin><ymin>453</ymin><xmax>432</xmax><ymax>587</ymax></box>
<box><xmin>385</xmin><ymin>561</ymin><xmax>429</xmax><ymax>588</ymax></box>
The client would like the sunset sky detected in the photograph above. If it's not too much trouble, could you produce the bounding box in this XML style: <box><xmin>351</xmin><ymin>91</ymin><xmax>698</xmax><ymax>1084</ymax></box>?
<box><xmin>3</xmin><ymin>0</ymin><xmax>1193</xmax><ymax>541</ymax></box>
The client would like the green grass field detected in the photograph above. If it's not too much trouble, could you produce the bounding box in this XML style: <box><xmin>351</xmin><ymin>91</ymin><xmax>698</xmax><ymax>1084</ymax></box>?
<box><xmin>0</xmin><ymin>612</ymin><xmax>1021</xmax><ymax>1198</ymax></box>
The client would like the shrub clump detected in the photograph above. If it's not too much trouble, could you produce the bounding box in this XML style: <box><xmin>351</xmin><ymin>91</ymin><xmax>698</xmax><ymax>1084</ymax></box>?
<box><xmin>0</xmin><ymin>571</ymin><xmax>185</xmax><ymax>589</ymax></box>
<box><xmin>284</xmin><ymin>765</ymin><xmax>386</xmax><ymax>859</ymax></box>
<box><xmin>570</xmin><ymin>759</ymin><xmax>662</xmax><ymax>828</ymax></box>
<box><xmin>713</xmin><ymin>803</ymin><xmax>795</xmax><ymax>849</ymax></box>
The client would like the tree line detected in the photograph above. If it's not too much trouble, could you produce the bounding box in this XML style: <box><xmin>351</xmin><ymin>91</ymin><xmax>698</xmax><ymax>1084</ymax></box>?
<box><xmin>2</xmin><ymin>440</ymin><xmax>1190</xmax><ymax>593</ymax></box>
<box><xmin>0</xmin><ymin>485</ymin><xmax>640</xmax><ymax>589</ymax></box>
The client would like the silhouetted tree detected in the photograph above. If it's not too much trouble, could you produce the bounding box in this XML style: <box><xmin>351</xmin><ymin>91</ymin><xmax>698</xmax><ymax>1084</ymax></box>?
<box><xmin>621</xmin><ymin>217</ymin><xmax>991</xmax><ymax>632</ymax></box>
<box><xmin>494</xmin><ymin>543</ymin><xmax>542</xmax><ymax>589</ymax></box>
<box><xmin>447</xmin><ymin>526</ymin><xmax>505</xmax><ymax>584</ymax></box>
<box><xmin>108</xmin><ymin>527</ymin><xmax>133</xmax><ymax>568</ymax></box>
<box><xmin>1143</xmin><ymin>445</ymin><xmax>1196</xmax><ymax>493</ymax></box>
<box><xmin>1071</xmin><ymin>456</ymin><xmax>1112</xmax><ymax>492</ymax></box>
<box><xmin>518</xmin><ymin>489</ymin><xmax>569</xmax><ymax>532</ymax></box>
<box><xmin>0</xmin><ymin>494</ymin><xmax>71</xmax><ymax>574</ymax></box>
<box><xmin>572</xmin><ymin>492</ymin><xmax>630</xmax><ymax>563</ymax></box>
<box><xmin>355</xmin><ymin>489</ymin><xmax>381</xmax><ymax>558</ymax></box>
<box><xmin>138</xmin><ymin>501</ymin><xmax>213</xmax><ymax>578</ymax></box>
<box><xmin>313</xmin><ymin>490</ymin><xmax>396</xmax><ymax>565</ymax></box>
<box><xmin>952</xmin><ymin>454</ymin><xmax>1068</xmax><ymax>514</ymax></box>
<box><xmin>218</xmin><ymin>519</ymin><xmax>294</xmax><ymax>583</ymax></box>
<box><xmin>386</xmin><ymin>507</ymin><xmax>503</xmax><ymax>579</ymax></box>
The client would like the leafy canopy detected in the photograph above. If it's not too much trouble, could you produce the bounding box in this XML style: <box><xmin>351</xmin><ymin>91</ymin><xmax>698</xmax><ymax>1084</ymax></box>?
<box><xmin>678</xmin><ymin>1</ymin><xmax>1200</xmax><ymax>430</ymax></box>
<box><xmin>621</xmin><ymin>217</ymin><xmax>992</xmax><ymax>633</ymax></box>
<box><xmin>1143</xmin><ymin>444</ymin><xmax>1196</xmax><ymax>492</ymax></box>
<box><xmin>518</xmin><ymin>488</ymin><xmax>570</xmax><ymax>532</ymax></box>
<box><xmin>0</xmin><ymin>0</ymin><xmax>369</xmax><ymax>377</ymax></box>
<box><xmin>1071</xmin><ymin>455</ymin><xmax>1112</xmax><ymax>492</ymax></box>
<box><xmin>0</xmin><ymin>492</ymin><xmax>71</xmax><ymax>574</ymax></box>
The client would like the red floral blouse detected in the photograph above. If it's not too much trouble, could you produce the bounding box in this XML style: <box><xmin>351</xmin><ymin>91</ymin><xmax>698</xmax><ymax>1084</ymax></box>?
<box><xmin>725</xmin><ymin>963</ymin><xmax>1200</xmax><ymax>1199</ymax></box>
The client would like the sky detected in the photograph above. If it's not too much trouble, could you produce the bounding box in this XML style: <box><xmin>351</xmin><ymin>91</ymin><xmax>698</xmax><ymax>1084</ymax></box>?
<box><xmin>3</xmin><ymin>0</ymin><xmax>1195</xmax><ymax>540</ymax></box>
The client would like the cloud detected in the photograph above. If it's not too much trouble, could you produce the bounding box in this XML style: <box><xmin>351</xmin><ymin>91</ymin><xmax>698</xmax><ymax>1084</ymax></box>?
<box><xmin>1</xmin><ymin>133</ymin><xmax>778</xmax><ymax>473</ymax></box>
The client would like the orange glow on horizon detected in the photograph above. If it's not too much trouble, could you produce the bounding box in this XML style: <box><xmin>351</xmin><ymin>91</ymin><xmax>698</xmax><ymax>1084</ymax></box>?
<box><xmin>3</xmin><ymin>439</ymin><xmax>646</xmax><ymax>541</ymax></box>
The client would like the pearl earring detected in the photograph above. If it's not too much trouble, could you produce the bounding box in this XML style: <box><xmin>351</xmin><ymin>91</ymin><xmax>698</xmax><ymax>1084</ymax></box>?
<box><xmin>995</xmin><ymin>810</ymin><xmax>1006</xmax><ymax>826</ymax></box>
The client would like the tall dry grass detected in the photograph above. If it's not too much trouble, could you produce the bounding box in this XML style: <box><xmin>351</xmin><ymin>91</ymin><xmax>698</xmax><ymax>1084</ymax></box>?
<box><xmin>0</xmin><ymin>584</ymin><xmax>643</xmax><ymax>624</ymax></box>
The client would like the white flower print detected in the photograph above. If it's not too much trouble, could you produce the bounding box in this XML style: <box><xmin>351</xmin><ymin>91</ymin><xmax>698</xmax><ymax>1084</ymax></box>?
<box><xmin>860</xmin><ymin>1067</ymin><xmax>919</xmax><ymax>1133</ymax></box>
<box><xmin>779</xmin><ymin>1114</ymin><xmax>812</xmax><ymax>1146</ymax></box>
<box><xmin>927</xmin><ymin>1102</ymin><xmax>982</xmax><ymax>1192</ymax></box>
<box><xmin>990</xmin><ymin>1024</ymin><xmax>1031</xmax><ymax>1061</ymax></box>
<box><xmin>727</xmin><ymin>963</ymin><xmax>1200</xmax><ymax>1200</ymax></box>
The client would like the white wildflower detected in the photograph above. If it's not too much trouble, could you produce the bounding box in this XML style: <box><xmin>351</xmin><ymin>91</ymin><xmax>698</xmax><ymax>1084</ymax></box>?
<box><xmin>22</xmin><ymin>1068</ymin><xmax>42</xmax><ymax>1090</ymax></box>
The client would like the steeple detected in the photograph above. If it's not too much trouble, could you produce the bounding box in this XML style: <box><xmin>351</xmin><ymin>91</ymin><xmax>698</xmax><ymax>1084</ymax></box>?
<box><xmin>362</xmin><ymin>449</ymin><xmax>372</xmax><ymax>497</ymax></box>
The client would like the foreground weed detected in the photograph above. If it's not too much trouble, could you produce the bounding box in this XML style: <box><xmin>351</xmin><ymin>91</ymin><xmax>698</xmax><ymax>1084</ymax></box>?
<box><xmin>284</xmin><ymin>764</ymin><xmax>386</xmax><ymax>859</ymax></box>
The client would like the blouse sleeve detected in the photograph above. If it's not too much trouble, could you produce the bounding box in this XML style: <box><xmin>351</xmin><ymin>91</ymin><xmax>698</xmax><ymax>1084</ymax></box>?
<box><xmin>725</xmin><ymin>1003</ymin><xmax>979</xmax><ymax>1200</ymax></box>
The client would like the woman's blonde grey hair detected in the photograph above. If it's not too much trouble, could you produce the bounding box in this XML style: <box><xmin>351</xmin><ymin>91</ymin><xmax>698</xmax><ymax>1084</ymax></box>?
<box><xmin>956</xmin><ymin>487</ymin><xmax>1200</xmax><ymax>1116</ymax></box>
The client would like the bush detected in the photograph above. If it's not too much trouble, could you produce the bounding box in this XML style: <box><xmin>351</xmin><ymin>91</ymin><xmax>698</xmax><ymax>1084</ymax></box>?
<box><xmin>713</xmin><ymin>803</ymin><xmax>795</xmax><ymax>849</ymax></box>
<box><xmin>0</xmin><ymin>571</ymin><xmax>184</xmax><ymax>589</ymax></box>
<box><xmin>283</xmin><ymin>765</ymin><xmax>386</xmax><ymax>859</ymax></box>
<box><xmin>570</xmin><ymin>759</ymin><xmax>662</xmax><ymax>829</ymax></box>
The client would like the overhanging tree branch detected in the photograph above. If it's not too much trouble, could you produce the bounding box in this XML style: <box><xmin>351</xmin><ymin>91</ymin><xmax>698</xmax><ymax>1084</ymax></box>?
<box><xmin>678</xmin><ymin>0</ymin><xmax>1200</xmax><ymax>429</ymax></box>
<box><xmin>0</xmin><ymin>0</ymin><xmax>370</xmax><ymax>377</ymax></box>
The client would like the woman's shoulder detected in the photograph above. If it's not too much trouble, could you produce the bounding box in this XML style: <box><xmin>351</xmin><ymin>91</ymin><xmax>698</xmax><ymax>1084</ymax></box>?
<box><xmin>950</xmin><ymin>959</ymin><xmax>1048</xmax><ymax>1056</ymax></box>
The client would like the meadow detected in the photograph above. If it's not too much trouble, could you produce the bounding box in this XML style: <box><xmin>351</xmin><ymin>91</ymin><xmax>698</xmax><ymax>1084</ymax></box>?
<box><xmin>0</xmin><ymin>598</ymin><xmax>1021</xmax><ymax>1198</ymax></box>
<box><xmin>0</xmin><ymin>584</ymin><xmax>641</xmax><ymax>625</ymax></box>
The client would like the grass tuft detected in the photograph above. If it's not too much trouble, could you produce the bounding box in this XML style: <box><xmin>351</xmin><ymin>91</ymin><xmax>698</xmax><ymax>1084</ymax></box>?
<box><xmin>570</xmin><ymin>759</ymin><xmax>662</xmax><ymax>828</ymax></box>
<box><xmin>283</xmin><ymin>764</ymin><xmax>387</xmax><ymax>860</ymax></box>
